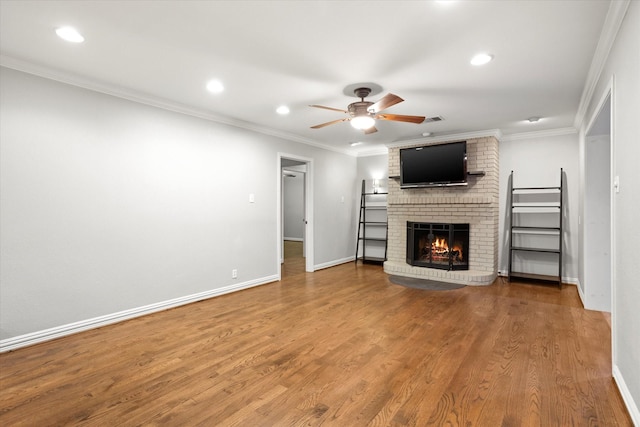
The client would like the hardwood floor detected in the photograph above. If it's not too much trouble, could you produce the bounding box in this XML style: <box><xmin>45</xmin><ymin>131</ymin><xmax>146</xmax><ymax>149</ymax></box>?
<box><xmin>0</xmin><ymin>263</ymin><xmax>632</xmax><ymax>426</ymax></box>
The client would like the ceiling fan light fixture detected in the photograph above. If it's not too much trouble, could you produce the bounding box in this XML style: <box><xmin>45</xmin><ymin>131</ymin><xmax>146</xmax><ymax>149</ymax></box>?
<box><xmin>350</xmin><ymin>115</ymin><xmax>375</xmax><ymax>130</ymax></box>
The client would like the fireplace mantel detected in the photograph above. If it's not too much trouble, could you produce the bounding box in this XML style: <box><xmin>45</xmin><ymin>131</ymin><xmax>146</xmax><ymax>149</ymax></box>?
<box><xmin>384</xmin><ymin>136</ymin><xmax>499</xmax><ymax>286</ymax></box>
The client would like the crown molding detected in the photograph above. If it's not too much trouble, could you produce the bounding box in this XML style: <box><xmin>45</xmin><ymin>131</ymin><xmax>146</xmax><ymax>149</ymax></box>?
<box><xmin>501</xmin><ymin>127</ymin><xmax>577</xmax><ymax>142</ymax></box>
<box><xmin>385</xmin><ymin>129</ymin><xmax>502</xmax><ymax>149</ymax></box>
<box><xmin>355</xmin><ymin>146</ymin><xmax>389</xmax><ymax>157</ymax></box>
<box><xmin>0</xmin><ymin>55</ymin><xmax>355</xmax><ymax>157</ymax></box>
<box><xmin>573</xmin><ymin>0</ymin><xmax>630</xmax><ymax>130</ymax></box>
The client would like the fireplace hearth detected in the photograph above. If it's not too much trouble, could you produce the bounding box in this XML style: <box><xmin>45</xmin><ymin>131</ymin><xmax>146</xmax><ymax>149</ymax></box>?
<box><xmin>406</xmin><ymin>222</ymin><xmax>469</xmax><ymax>271</ymax></box>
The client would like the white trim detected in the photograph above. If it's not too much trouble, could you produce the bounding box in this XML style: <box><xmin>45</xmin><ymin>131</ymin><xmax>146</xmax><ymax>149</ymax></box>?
<box><xmin>574</xmin><ymin>0</ymin><xmax>630</xmax><ymax>129</ymax></box>
<box><xmin>355</xmin><ymin>146</ymin><xmax>389</xmax><ymax>157</ymax></box>
<box><xmin>608</xmin><ymin>78</ymin><xmax>618</xmax><ymax>379</ymax></box>
<box><xmin>501</xmin><ymin>127</ymin><xmax>577</xmax><ymax>142</ymax></box>
<box><xmin>575</xmin><ymin>278</ymin><xmax>587</xmax><ymax>308</ymax></box>
<box><xmin>0</xmin><ymin>274</ymin><xmax>278</xmax><ymax>353</ymax></box>
<box><xmin>613</xmin><ymin>365</ymin><xmax>640</xmax><ymax>426</ymax></box>
<box><xmin>386</xmin><ymin>129</ymin><xmax>502</xmax><ymax>149</ymax></box>
<box><xmin>0</xmin><ymin>56</ymin><xmax>353</xmax><ymax>157</ymax></box>
<box><xmin>284</xmin><ymin>237</ymin><xmax>304</xmax><ymax>242</ymax></box>
<box><xmin>277</xmin><ymin>153</ymin><xmax>315</xmax><ymax>274</ymax></box>
<box><xmin>314</xmin><ymin>256</ymin><xmax>355</xmax><ymax>271</ymax></box>
<box><xmin>497</xmin><ymin>270</ymin><xmax>579</xmax><ymax>287</ymax></box>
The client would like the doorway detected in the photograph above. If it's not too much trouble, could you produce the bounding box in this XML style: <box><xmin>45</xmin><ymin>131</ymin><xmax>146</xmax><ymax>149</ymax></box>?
<box><xmin>584</xmin><ymin>90</ymin><xmax>612</xmax><ymax>313</ymax></box>
<box><xmin>278</xmin><ymin>154</ymin><xmax>314</xmax><ymax>277</ymax></box>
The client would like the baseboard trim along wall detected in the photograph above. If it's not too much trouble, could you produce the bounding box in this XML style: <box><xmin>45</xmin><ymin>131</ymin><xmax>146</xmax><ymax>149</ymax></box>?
<box><xmin>613</xmin><ymin>364</ymin><xmax>640</xmax><ymax>426</ymax></box>
<box><xmin>314</xmin><ymin>256</ymin><xmax>355</xmax><ymax>271</ymax></box>
<box><xmin>497</xmin><ymin>271</ymin><xmax>579</xmax><ymax>286</ymax></box>
<box><xmin>0</xmin><ymin>274</ymin><xmax>279</xmax><ymax>353</ymax></box>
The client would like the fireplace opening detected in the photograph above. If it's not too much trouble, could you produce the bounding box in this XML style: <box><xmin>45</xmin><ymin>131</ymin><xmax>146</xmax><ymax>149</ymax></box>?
<box><xmin>406</xmin><ymin>222</ymin><xmax>469</xmax><ymax>270</ymax></box>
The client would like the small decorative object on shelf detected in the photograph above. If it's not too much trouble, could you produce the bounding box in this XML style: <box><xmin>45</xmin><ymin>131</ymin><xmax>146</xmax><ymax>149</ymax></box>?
<box><xmin>355</xmin><ymin>179</ymin><xmax>388</xmax><ymax>265</ymax></box>
<box><xmin>508</xmin><ymin>168</ymin><xmax>564</xmax><ymax>288</ymax></box>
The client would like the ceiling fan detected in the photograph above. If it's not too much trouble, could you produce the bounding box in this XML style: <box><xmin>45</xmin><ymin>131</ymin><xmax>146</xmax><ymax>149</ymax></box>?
<box><xmin>310</xmin><ymin>87</ymin><xmax>426</xmax><ymax>134</ymax></box>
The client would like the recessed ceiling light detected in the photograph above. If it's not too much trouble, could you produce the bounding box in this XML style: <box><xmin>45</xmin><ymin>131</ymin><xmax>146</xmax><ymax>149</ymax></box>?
<box><xmin>56</xmin><ymin>26</ymin><xmax>84</xmax><ymax>43</ymax></box>
<box><xmin>470</xmin><ymin>53</ymin><xmax>493</xmax><ymax>66</ymax></box>
<box><xmin>422</xmin><ymin>132</ymin><xmax>432</xmax><ymax>137</ymax></box>
<box><xmin>350</xmin><ymin>142</ymin><xmax>363</xmax><ymax>147</ymax></box>
<box><xmin>206</xmin><ymin>79</ymin><xmax>224</xmax><ymax>94</ymax></box>
<box><xmin>276</xmin><ymin>105</ymin><xmax>290</xmax><ymax>115</ymax></box>
<box><xmin>527</xmin><ymin>116</ymin><xmax>541</xmax><ymax>123</ymax></box>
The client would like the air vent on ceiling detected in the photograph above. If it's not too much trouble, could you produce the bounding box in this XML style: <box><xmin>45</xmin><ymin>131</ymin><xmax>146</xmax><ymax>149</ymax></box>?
<box><xmin>424</xmin><ymin>116</ymin><xmax>443</xmax><ymax>123</ymax></box>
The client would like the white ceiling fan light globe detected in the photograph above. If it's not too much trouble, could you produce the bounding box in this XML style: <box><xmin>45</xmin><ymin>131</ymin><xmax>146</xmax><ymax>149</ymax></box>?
<box><xmin>350</xmin><ymin>115</ymin><xmax>375</xmax><ymax>130</ymax></box>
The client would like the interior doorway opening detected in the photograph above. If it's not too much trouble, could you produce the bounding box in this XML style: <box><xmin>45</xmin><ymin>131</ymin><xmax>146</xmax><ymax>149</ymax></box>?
<box><xmin>584</xmin><ymin>91</ymin><xmax>612</xmax><ymax>313</ymax></box>
<box><xmin>278</xmin><ymin>154</ymin><xmax>314</xmax><ymax>277</ymax></box>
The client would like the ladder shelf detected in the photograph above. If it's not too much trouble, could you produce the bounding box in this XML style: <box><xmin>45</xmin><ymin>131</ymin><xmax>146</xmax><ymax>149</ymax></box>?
<box><xmin>508</xmin><ymin>169</ymin><xmax>564</xmax><ymax>288</ymax></box>
<box><xmin>355</xmin><ymin>179</ymin><xmax>388</xmax><ymax>265</ymax></box>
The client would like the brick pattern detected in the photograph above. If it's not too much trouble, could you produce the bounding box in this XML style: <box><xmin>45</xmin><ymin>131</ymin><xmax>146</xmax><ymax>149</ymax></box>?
<box><xmin>384</xmin><ymin>137</ymin><xmax>499</xmax><ymax>285</ymax></box>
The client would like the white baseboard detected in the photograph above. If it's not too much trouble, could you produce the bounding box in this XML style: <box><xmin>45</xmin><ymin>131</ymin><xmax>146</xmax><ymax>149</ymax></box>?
<box><xmin>613</xmin><ymin>364</ymin><xmax>640</xmax><ymax>426</ymax></box>
<box><xmin>575</xmin><ymin>278</ymin><xmax>587</xmax><ymax>308</ymax></box>
<box><xmin>314</xmin><ymin>256</ymin><xmax>355</xmax><ymax>271</ymax></box>
<box><xmin>0</xmin><ymin>274</ymin><xmax>279</xmax><ymax>353</ymax></box>
<box><xmin>497</xmin><ymin>270</ymin><xmax>578</xmax><ymax>286</ymax></box>
<box><xmin>283</xmin><ymin>237</ymin><xmax>304</xmax><ymax>242</ymax></box>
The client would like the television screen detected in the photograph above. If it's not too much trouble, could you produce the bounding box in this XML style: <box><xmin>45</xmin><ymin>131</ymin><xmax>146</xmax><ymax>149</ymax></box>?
<box><xmin>400</xmin><ymin>141</ymin><xmax>467</xmax><ymax>188</ymax></box>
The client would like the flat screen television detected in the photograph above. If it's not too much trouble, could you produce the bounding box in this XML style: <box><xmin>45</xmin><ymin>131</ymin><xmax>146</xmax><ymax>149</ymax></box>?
<box><xmin>400</xmin><ymin>141</ymin><xmax>467</xmax><ymax>188</ymax></box>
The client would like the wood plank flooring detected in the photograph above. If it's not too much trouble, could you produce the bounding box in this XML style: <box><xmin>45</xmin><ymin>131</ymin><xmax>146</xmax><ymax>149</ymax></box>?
<box><xmin>0</xmin><ymin>262</ymin><xmax>632</xmax><ymax>426</ymax></box>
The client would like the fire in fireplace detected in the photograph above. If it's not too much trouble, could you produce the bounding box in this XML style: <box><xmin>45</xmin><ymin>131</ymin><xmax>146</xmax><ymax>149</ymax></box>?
<box><xmin>406</xmin><ymin>222</ymin><xmax>469</xmax><ymax>270</ymax></box>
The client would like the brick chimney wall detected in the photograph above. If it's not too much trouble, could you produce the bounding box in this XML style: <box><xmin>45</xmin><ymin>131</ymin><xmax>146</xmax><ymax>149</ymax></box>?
<box><xmin>384</xmin><ymin>136</ymin><xmax>499</xmax><ymax>285</ymax></box>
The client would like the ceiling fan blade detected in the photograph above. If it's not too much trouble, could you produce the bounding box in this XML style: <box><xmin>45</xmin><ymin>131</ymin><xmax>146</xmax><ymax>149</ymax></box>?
<box><xmin>364</xmin><ymin>126</ymin><xmax>378</xmax><ymax>135</ymax></box>
<box><xmin>369</xmin><ymin>93</ymin><xmax>403</xmax><ymax>113</ymax></box>
<box><xmin>309</xmin><ymin>104</ymin><xmax>349</xmax><ymax>114</ymax></box>
<box><xmin>310</xmin><ymin>118</ymin><xmax>349</xmax><ymax>129</ymax></box>
<box><xmin>376</xmin><ymin>113</ymin><xmax>426</xmax><ymax>124</ymax></box>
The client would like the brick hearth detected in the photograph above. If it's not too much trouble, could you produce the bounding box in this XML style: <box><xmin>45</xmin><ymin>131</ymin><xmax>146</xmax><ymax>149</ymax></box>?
<box><xmin>384</xmin><ymin>136</ymin><xmax>499</xmax><ymax>285</ymax></box>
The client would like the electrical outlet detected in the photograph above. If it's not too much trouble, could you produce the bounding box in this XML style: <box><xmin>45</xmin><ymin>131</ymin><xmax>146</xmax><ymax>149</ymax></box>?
<box><xmin>232</xmin><ymin>269</ymin><xmax>238</xmax><ymax>279</ymax></box>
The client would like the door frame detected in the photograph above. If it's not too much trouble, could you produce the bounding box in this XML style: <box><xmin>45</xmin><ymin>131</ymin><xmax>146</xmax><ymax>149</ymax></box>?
<box><xmin>277</xmin><ymin>153</ymin><xmax>314</xmax><ymax>276</ymax></box>
<box><xmin>583</xmin><ymin>77</ymin><xmax>615</xmax><ymax>363</ymax></box>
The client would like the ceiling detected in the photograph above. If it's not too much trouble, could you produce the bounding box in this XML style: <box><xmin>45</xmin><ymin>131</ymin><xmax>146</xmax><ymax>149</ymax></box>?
<box><xmin>0</xmin><ymin>1</ymin><xmax>611</xmax><ymax>155</ymax></box>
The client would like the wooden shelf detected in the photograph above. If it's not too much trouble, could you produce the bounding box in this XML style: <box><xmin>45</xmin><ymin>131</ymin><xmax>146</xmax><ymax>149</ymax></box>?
<box><xmin>357</xmin><ymin>256</ymin><xmax>386</xmax><ymax>264</ymax></box>
<box><xmin>509</xmin><ymin>272</ymin><xmax>563</xmax><ymax>284</ymax></box>
<box><xmin>511</xmin><ymin>246</ymin><xmax>560</xmax><ymax>254</ymax></box>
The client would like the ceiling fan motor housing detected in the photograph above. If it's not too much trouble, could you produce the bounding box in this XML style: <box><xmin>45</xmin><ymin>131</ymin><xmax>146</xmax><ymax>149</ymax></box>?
<box><xmin>349</xmin><ymin>87</ymin><xmax>375</xmax><ymax>117</ymax></box>
<box><xmin>348</xmin><ymin>101</ymin><xmax>375</xmax><ymax>117</ymax></box>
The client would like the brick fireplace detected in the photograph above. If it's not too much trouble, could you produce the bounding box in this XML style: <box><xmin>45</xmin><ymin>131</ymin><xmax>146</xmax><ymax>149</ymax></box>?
<box><xmin>384</xmin><ymin>136</ymin><xmax>499</xmax><ymax>285</ymax></box>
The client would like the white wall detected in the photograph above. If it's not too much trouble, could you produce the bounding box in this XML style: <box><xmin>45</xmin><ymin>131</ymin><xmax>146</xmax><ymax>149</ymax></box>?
<box><xmin>498</xmin><ymin>131</ymin><xmax>580</xmax><ymax>282</ymax></box>
<box><xmin>356</xmin><ymin>154</ymin><xmax>389</xmax><ymax>188</ymax></box>
<box><xmin>579</xmin><ymin>1</ymin><xmax>640</xmax><ymax>421</ymax></box>
<box><xmin>283</xmin><ymin>172</ymin><xmax>304</xmax><ymax>240</ymax></box>
<box><xmin>0</xmin><ymin>67</ymin><xmax>357</xmax><ymax>343</ymax></box>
